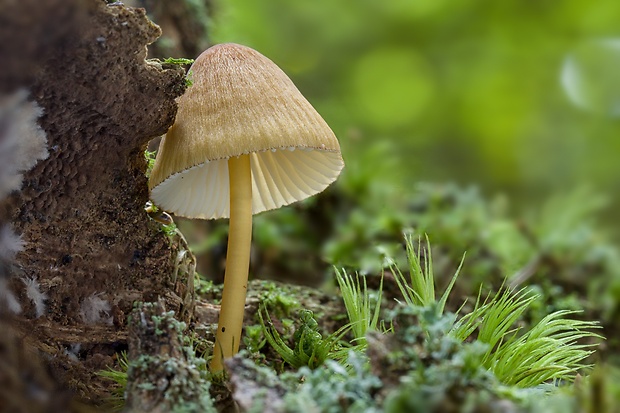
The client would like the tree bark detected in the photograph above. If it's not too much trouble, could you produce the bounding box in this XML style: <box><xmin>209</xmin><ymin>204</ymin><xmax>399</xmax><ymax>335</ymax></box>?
<box><xmin>0</xmin><ymin>0</ymin><xmax>189</xmax><ymax>407</ymax></box>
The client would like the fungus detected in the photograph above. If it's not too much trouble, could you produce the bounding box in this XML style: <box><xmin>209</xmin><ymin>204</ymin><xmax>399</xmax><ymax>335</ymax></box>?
<box><xmin>20</xmin><ymin>275</ymin><xmax>47</xmax><ymax>318</ymax></box>
<box><xmin>79</xmin><ymin>292</ymin><xmax>113</xmax><ymax>325</ymax></box>
<box><xmin>148</xmin><ymin>43</ymin><xmax>344</xmax><ymax>372</ymax></box>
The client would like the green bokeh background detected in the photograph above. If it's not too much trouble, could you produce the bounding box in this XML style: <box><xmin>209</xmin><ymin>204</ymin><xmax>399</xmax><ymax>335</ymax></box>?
<box><xmin>153</xmin><ymin>0</ymin><xmax>620</xmax><ymax>357</ymax></box>
<box><xmin>144</xmin><ymin>0</ymin><xmax>620</xmax><ymax>368</ymax></box>
<box><xmin>210</xmin><ymin>0</ymin><xmax>620</xmax><ymax>221</ymax></box>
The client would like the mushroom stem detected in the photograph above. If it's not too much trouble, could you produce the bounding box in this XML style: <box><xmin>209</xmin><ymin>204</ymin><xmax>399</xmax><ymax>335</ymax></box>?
<box><xmin>210</xmin><ymin>154</ymin><xmax>252</xmax><ymax>373</ymax></box>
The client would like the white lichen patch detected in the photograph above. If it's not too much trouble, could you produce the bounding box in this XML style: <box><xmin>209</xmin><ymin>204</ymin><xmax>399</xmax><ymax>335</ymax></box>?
<box><xmin>0</xmin><ymin>89</ymin><xmax>49</xmax><ymax>198</ymax></box>
<box><xmin>0</xmin><ymin>225</ymin><xmax>25</xmax><ymax>262</ymax></box>
<box><xmin>20</xmin><ymin>275</ymin><xmax>47</xmax><ymax>318</ymax></box>
<box><xmin>79</xmin><ymin>292</ymin><xmax>113</xmax><ymax>325</ymax></box>
<box><xmin>63</xmin><ymin>343</ymin><xmax>81</xmax><ymax>362</ymax></box>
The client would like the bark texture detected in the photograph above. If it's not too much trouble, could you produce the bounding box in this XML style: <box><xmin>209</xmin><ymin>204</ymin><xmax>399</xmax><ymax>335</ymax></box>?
<box><xmin>0</xmin><ymin>0</ymin><xmax>188</xmax><ymax>407</ymax></box>
<box><xmin>126</xmin><ymin>0</ymin><xmax>213</xmax><ymax>59</ymax></box>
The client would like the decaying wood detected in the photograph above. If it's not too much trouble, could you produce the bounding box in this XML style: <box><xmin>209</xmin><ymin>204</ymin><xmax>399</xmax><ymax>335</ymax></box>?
<box><xmin>0</xmin><ymin>0</ymin><xmax>191</xmax><ymax>406</ymax></box>
<box><xmin>9</xmin><ymin>0</ymin><xmax>186</xmax><ymax>324</ymax></box>
<box><xmin>126</xmin><ymin>0</ymin><xmax>213</xmax><ymax>59</ymax></box>
<box><xmin>0</xmin><ymin>315</ymin><xmax>74</xmax><ymax>413</ymax></box>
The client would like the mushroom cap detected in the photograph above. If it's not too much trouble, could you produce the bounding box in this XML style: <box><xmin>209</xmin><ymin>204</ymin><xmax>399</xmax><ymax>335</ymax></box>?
<box><xmin>149</xmin><ymin>43</ymin><xmax>344</xmax><ymax>219</ymax></box>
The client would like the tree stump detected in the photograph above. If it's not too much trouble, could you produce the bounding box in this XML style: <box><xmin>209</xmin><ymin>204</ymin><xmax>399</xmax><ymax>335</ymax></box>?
<box><xmin>0</xmin><ymin>0</ymin><xmax>190</xmax><ymax>406</ymax></box>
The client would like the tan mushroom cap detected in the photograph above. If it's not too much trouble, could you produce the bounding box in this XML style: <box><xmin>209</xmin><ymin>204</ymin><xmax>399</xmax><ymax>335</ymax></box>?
<box><xmin>149</xmin><ymin>43</ymin><xmax>344</xmax><ymax>219</ymax></box>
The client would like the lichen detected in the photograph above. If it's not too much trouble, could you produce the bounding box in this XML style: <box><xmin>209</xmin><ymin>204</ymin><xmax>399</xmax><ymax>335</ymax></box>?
<box><xmin>0</xmin><ymin>225</ymin><xmax>25</xmax><ymax>262</ymax></box>
<box><xmin>79</xmin><ymin>292</ymin><xmax>113</xmax><ymax>325</ymax></box>
<box><xmin>0</xmin><ymin>89</ymin><xmax>48</xmax><ymax>199</ymax></box>
<box><xmin>20</xmin><ymin>275</ymin><xmax>47</xmax><ymax>318</ymax></box>
<box><xmin>125</xmin><ymin>304</ymin><xmax>216</xmax><ymax>412</ymax></box>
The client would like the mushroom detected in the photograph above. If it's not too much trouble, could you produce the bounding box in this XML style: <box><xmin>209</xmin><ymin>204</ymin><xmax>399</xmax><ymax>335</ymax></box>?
<box><xmin>148</xmin><ymin>43</ymin><xmax>344</xmax><ymax>372</ymax></box>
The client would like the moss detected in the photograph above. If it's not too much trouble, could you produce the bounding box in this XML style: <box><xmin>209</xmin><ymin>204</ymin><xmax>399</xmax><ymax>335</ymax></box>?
<box><xmin>123</xmin><ymin>303</ymin><xmax>216</xmax><ymax>412</ymax></box>
<box><xmin>128</xmin><ymin>354</ymin><xmax>214</xmax><ymax>412</ymax></box>
<box><xmin>161</xmin><ymin>57</ymin><xmax>195</xmax><ymax>66</ymax></box>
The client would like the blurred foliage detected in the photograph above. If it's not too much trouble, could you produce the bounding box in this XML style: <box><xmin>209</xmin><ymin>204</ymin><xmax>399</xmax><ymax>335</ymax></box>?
<box><xmin>183</xmin><ymin>0</ymin><xmax>620</xmax><ymax>342</ymax></box>
<box><xmin>141</xmin><ymin>0</ymin><xmax>620</xmax><ymax>408</ymax></box>
<box><xmin>189</xmin><ymin>180</ymin><xmax>620</xmax><ymax>358</ymax></box>
<box><xmin>209</xmin><ymin>0</ymin><xmax>620</xmax><ymax>209</ymax></box>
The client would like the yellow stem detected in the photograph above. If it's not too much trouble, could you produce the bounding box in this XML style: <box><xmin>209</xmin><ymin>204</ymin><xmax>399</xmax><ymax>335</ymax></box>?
<box><xmin>210</xmin><ymin>154</ymin><xmax>252</xmax><ymax>373</ymax></box>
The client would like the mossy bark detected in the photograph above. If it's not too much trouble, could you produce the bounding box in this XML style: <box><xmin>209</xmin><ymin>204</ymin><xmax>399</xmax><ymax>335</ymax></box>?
<box><xmin>125</xmin><ymin>301</ymin><xmax>215</xmax><ymax>413</ymax></box>
<box><xmin>0</xmin><ymin>0</ymin><xmax>189</xmax><ymax>407</ymax></box>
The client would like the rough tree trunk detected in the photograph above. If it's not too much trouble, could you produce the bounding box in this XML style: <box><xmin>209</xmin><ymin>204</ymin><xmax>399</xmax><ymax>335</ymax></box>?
<box><xmin>0</xmin><ymin>0</ymin><xmax>190</xmax><ymax>408</ymax></box>
<box><xmin>126</xmin><ymin>0</ymin><xmax>213</xmax><ymax>59</ymax></box>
